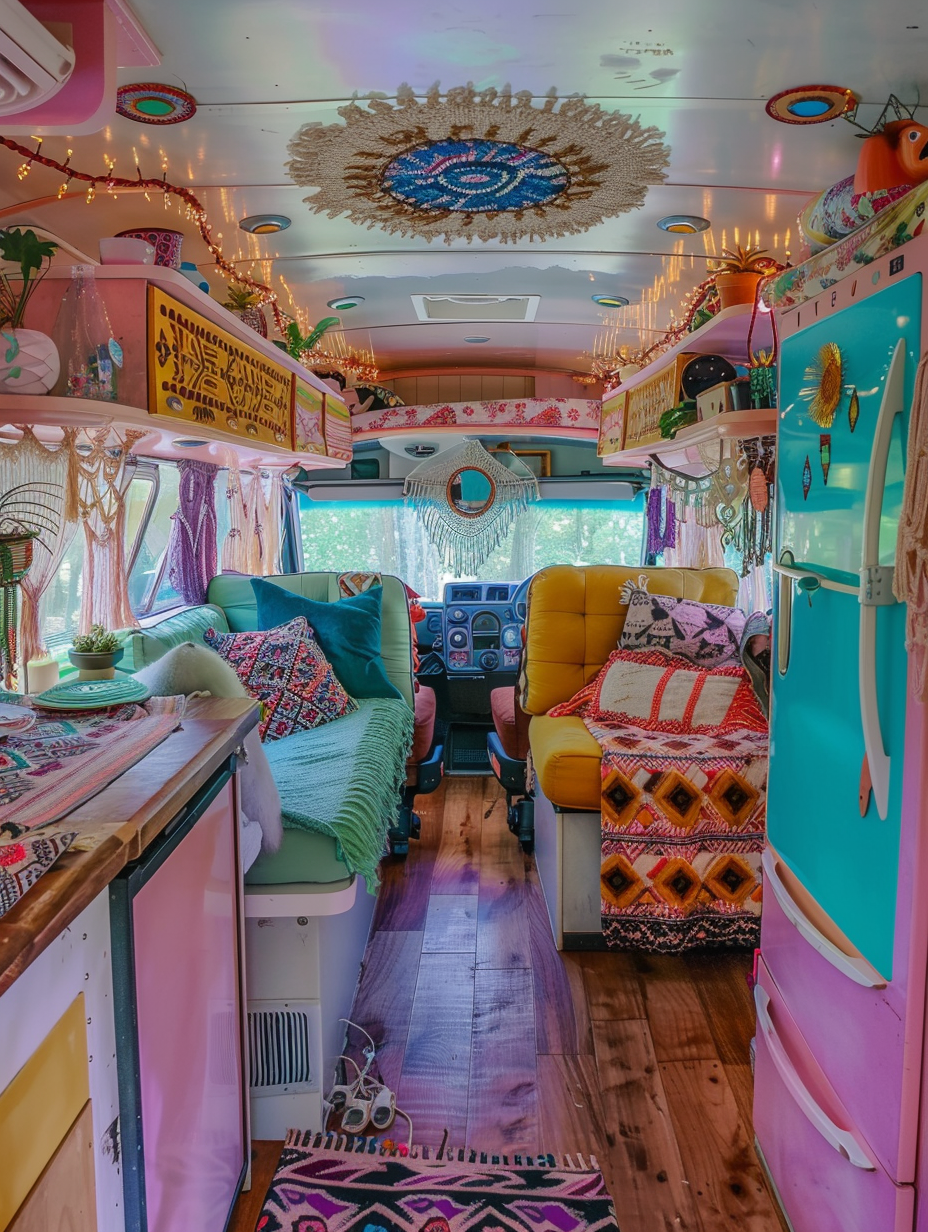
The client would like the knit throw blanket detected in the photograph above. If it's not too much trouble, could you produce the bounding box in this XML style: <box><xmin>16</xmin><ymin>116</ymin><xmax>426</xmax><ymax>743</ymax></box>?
<box><xmin>264</xmin><ymin>697</ymin><xmax>413</xmax><ymax>890</ymax></box>
<box><xmin>587</xmin><ymin>719</ymin><xmax>768</xmax><ymax>952</ymax></box>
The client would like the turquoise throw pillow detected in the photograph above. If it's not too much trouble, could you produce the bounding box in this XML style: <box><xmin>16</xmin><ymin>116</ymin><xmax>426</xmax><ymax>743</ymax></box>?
<box><xmin>251</xmin><ymin>577</ymin><xmax>402</xmax><ymax>701</ymax></box>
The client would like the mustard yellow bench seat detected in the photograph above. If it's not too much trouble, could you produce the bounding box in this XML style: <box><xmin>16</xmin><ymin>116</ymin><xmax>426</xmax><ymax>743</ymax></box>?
<box><xmin>529</xmin><ymin>714</ymin><xmax>602</xmax><ymax>812</ymax></box>
<box><xmin>521</xmin><ymin>564</ymin><xmax>742</xmax><ymax>948</ymax></box>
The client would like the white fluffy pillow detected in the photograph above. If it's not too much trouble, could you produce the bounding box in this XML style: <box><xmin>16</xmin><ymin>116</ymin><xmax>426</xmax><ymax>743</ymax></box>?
<box><xmin>135</xmin><ymin>642</ymin><xmax>282</xmax><ymax>854</ymax></box>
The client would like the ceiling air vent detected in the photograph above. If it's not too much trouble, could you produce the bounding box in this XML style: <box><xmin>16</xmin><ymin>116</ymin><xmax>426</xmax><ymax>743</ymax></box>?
<box><xmin>411</xmin><ymin>294</ymin><xmax>540</xmax><ymax>323</ymax></box>
<box><xmin>0</xmin><ymin>0</ymin><xmax>74</xmax><ymax>115</ymax></box>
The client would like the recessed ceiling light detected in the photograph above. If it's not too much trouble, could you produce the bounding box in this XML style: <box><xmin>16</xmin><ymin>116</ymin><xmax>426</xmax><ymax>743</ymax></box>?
<box><xmin>765</xmin><ymin>84</ymin><xmax>857</xmax><ymax>125</ymax></box>
<box><xmin>591</xmin><ymin>294</ymin><xmax>629</xmax><ymax>308</ymax></box>
<box><xmin>657</xmin><ymin>215</ymin><xmax>711</xmax><ymax>234</ymax></box>
<box><xmin>172</xmin><ymin>438</ymin><xmax>208</xmax><ymax>448</ymax></box>
<box><xmin>239</xmin><ymin>214</ymin><xmax>291</xmax><ymax>235</ymax></box>
<box><xmin>463</xmin><ymin>335</ymin><xmax>491</xmax><ymax>343</ymax></box>
<box><xmin>327</xmin><ymin>296</ymin><xmax>364</xmax><ymax>310</ymax></box>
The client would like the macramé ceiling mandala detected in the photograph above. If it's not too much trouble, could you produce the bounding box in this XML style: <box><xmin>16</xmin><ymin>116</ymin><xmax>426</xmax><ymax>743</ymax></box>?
<box><xmin>286</xmin><ymin>83</ymin><xmax>670</xmax><ymax>244</ymax></box>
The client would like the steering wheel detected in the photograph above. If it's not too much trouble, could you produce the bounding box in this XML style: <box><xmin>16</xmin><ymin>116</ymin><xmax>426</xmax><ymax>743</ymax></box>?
<box><xmin>510</xmin><ymin>575</ymin><xmax>532</xmax><ymax>625</ymax></box>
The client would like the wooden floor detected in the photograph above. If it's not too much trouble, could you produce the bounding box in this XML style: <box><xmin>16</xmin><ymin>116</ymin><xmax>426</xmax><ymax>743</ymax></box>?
<box><xmin>230</xmin><ymin>775</ymin><xmax>786</xmax><ymax>1232</ymax></box>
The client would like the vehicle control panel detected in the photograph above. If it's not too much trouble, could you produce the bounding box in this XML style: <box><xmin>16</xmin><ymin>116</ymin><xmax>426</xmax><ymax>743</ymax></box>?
<box><xmin>441</xmin><ymin>582</ymin><xmax>522</xmax><ymax>673</ymax></box>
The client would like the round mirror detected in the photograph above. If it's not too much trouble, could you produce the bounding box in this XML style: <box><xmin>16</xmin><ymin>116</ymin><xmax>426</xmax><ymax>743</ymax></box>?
<box><xmin>447</xmin><ymin>466</ymin><xmax>496</xmax><ymax>517</ymax></box>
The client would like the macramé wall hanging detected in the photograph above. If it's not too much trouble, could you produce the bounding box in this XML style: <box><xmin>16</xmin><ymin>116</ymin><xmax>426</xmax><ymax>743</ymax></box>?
<box><xmin>404</xmin><ymin>439</ymin><xmax>538</xmax><ymax>573</ymax></box>
<box><xmin>287</xmin><ymin>83</ymin><xmax>669</xmax><ymax>244</ymax></box>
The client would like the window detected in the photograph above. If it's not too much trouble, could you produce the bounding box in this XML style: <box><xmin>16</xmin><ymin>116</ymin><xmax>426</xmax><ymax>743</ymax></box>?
<box><xmin>127</xmin><ymin>462</ymin><xmax>183</xmax><ymax>616</ymax></box>
<box><xmin>298</xmin><ymin>496</ymin><xmax>645</xmax><ymax>599</ymax></box>
<box><xmin>41</xmin><ymin>531</ymin><xmax>86</xmax><ymax>652</ymax></box>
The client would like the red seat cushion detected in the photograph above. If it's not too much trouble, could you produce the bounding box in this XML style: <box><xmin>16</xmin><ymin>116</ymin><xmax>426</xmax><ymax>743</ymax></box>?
<box><xmin>491</xmin><ymin>686</ymin><xmax>530</xmax><ymax>762</ymax></box>
<box><xmin>408</xmin><ymin>685</ymin><xmax>437</xmax><ymax>765</ymax></box>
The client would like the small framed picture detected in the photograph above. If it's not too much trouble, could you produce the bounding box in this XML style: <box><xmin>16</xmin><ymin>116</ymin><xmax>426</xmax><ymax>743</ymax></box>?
<box><xmin>489</xmin><ymin>445</ymin><xmax>551</xmax><ymax>477</ymax></box>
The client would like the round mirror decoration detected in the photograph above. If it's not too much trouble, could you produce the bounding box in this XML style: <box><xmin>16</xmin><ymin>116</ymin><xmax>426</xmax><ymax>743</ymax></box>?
<box><xmin>404</xmin><ymin>440</ymin><xmax>538</xmax><ymax>573</ymax></box>
<box><xmin>287</xmin><ymin>83</ymin><xmax>669</xmax><ymax>244</ymax></box>
<box><xmin>446</xmin><ymin>466</ymin><xmax>496</xmax><ymax>518</ymax></box>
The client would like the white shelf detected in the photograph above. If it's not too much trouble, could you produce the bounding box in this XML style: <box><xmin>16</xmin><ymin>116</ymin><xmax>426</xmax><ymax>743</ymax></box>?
<box><xmin>602</xmin><ymin>408</ymin><xmax>777</xmax><ymax>471</ymax></box>
<box><xmin>602</xmin><ymin>302</ymin><xmax>774</xmax><ymax>402</ymax></box>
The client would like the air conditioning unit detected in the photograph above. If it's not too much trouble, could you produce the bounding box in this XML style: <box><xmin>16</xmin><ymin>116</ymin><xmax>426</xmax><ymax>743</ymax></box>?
<box><xmin>0</xmin><ymin>0</ymin><xmax>74</xmax><ymax>114</ymax></box>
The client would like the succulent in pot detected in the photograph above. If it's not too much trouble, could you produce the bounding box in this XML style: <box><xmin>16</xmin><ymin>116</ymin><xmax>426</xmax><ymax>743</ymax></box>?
<box><xmin>69</xmin><ymin>623</ymin><xmax>124</xmax><ymax>673</ymax></box>
<box><xmin>710</xmin><ymin>244</ymin><xmax>778</xmax><ymax>311</ymax></box>
<box><xmin>0</xmin><ymin>227</ymin><xmax>60</xmax><ymax>395</ymax></box>
<box><xmin>223</xmin><ymin>286</ymin><xmax>269</xmax><ymax>338</ymax></box>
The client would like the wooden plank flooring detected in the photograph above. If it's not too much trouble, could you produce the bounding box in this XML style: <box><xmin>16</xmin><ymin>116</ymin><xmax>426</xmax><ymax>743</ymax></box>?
<box><xmin>229</xmin><ymin>775</ymin><xmax>785</xmax><ymax>1232</ymax></box>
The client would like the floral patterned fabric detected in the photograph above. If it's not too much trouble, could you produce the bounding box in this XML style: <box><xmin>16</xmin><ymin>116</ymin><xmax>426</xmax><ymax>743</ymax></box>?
<box><xmin>0</xmin><ymin>828</ymin><xmax>77</xmax><ymax>918</ymax></box>
<box><xmin>204</xmin><ymin>617</ymin><xmax>357</xmax><ymax>741</ymax></box>
<box><xmin>350</xmin><ymin>397</ymin><xmax>599</xmax><ymax>441</ymax></box>
<box><xmin>619</xmin><ymin>586</ymin><xmax>745</xmax><ymax>667</ymax></box>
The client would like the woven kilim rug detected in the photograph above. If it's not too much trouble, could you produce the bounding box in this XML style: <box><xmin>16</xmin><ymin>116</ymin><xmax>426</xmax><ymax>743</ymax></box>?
<box><xmin>256</xmin><ymin>1131</ymin><xmax>619</xmax><ymax>1232</ymax></box>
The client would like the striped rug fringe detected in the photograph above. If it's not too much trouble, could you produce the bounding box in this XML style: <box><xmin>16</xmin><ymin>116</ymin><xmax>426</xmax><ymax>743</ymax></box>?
<box><xmin>284</xmin><ymin>1128</ymin><xmax>599</xmax><ymax>1172</ymax></box>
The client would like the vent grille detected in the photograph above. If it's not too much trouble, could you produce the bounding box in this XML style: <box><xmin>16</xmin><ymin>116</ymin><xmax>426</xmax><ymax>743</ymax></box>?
<box><xmin>411</xmin><ymin>294</ymin><xmax>540</xmax><ymax>323</ymax></box>
<box><xmin>248</xmin><ymin>1001</ymin><xmax>317</xmax><ymax>1094</ymax></box>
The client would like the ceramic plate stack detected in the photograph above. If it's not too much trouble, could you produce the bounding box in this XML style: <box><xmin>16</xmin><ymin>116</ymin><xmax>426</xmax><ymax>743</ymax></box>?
<box><xmin>35</xmin><ymin>678</ymin><xmax>151</xmax><ymax>711</ymax></box>
<box><xmin>0</xmin><ymin>701</ymin><xmax>37</xmax><ymax>735</ymax></box>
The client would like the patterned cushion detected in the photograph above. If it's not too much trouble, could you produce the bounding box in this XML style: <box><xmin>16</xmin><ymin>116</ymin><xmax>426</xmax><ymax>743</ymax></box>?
<box><xmin>619</xmin><ymin>586</ymin><xmax>746</xmax><ymax>667</ymax></box>
<box><xmin>0</xmin><ymin>829</ymin><xmax>77</xmax><ymax>918</ymax></box>
<box><xmin>204</xmin><ymin>617</ymin><xmax>357</xmax><ymax>741</ymax></box>
<box><xmin>590</xmin><ymin>648</ymin><xmax>767</xmax><ymax>735</ymax></box>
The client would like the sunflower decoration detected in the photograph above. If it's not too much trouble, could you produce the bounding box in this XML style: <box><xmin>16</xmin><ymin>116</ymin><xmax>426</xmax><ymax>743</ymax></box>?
<box><xmin>800</xmin><ymin>341</ymin><xmax>844</xmax><ymax>428</ymax></box>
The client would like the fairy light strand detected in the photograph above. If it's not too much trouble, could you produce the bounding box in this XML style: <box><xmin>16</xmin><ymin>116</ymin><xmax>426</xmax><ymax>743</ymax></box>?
<box><xmin>0</xmin><ymin>134</ymin><xmax>286</xmax><ymax>332</ymax></box>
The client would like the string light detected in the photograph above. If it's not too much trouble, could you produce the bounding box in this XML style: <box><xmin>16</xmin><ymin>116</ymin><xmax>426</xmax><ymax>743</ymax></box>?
<box><xmin>0</xmin><ymin>133</ymin><xmax>285</xmax><ymax>330</ymax></box>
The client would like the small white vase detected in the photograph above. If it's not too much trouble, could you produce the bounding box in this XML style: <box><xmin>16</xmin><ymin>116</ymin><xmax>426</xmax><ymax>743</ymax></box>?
<box><xmin>0</xmin><ymin>328</ymin><xmax>61</xmax><ymax>395</ymax></box>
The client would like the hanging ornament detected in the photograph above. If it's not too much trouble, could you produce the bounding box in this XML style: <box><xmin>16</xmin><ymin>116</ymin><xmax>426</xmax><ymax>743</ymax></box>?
<box><xmin>820</xmin><ymin>434</ymin><xmax>832</xmax><ymax>484</ymax></box>
<box><xmin>801</xmin><ymin>341</ymin><xmax>844</xmax><ymax>428</ymax></box>
<box><xmin>749</xmin><ymin>464</ymin><xmax>769</xmax><ymax>512</ymax></box>
<box><xmin>403</xmin><ymin>440</ymin><xmax>538</xmax><ymax>573</ymax></box>
<box><xmin>848</xmin><ymin>387</ymin><xmax>860</xmax><ymax>432</ymax></box>
<box><xmin>802</xmin><ymin>455</ymin><xmax>813</xmax><ymax>500</ymax></box>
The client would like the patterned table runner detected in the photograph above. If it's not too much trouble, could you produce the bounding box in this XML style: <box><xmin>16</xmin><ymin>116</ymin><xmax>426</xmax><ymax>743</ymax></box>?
<box><xmin>0</xmin><ymin>696</ymin><xmax>185</xmax><ymax>838</ymax></box>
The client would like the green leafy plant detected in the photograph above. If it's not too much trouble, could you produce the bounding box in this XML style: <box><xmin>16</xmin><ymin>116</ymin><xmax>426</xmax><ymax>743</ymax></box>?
<box><xmin>223</xmin><ymin>285</ymin><xmax>263</xmax><ymax>311</ymax></box>
<box><xmin>72</xmin><ymin>623</ymin><xmax>121</xmax><ymax>654</ymax></box>
<box><xmin>0</xmin><ymin>227</ymin><xmax>58</xmax><ymax>329</ymax></box>
<box><xmin>282</xmin><ymin>316</ymin><xmax>340</xmax><ymax>359</ymax></box>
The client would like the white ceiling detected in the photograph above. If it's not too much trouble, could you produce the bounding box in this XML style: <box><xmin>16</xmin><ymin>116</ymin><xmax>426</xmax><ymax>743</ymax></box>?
<box><xmin>2</xmin><ymin>0</ymin><xmax>927</xmax><ymax>374</ymax></box>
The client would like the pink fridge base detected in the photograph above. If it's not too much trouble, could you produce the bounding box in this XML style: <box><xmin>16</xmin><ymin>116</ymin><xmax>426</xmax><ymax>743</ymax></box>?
<box><xmin>133</xmin><ymin>780</ymin><xmax>245</xmax><ymax>1232</ymax></box>
<box><xmin>753</xmin><ymin>956</ymin><xmax>915</xmax><ymax>1232</ymax></box>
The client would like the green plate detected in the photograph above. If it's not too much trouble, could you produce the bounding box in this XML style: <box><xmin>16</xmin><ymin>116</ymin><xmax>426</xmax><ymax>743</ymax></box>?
<box><xmin>36</xmin><ymin>677</ymin><xmax>151</xmax><ymax>711</ymax></box>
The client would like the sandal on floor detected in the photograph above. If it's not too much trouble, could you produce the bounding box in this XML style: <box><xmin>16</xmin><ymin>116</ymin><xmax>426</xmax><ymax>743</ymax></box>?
<box><xmin>326</xmin><ymin>1055</ymin><xmax>363</xmax><ymax>1115</ymax></box>
<box><xmin>341</xmin><ymin>1087</ymin><xmax>373</xmax><ymax>1133</ymax></box>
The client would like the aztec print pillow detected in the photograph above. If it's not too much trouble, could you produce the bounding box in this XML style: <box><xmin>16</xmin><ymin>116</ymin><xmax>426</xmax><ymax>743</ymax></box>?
<box><xmin>0</xmin><ymin>829</ymin><xmax>77</xmax><ymax>919</ymax></box>
<box><xmin>204</xmin><ymin>617</ymin><xmax>357</xmax><ymax>742</ymax></box>
<box><xmin>619</xmin><ymin>585</ymin><xmax>746</xmax><ymax>668</ymax></box>
<box><xmin>588</xmin><ymin>648</ymin><xmax>767</xmax><ymax>735</ymax></box>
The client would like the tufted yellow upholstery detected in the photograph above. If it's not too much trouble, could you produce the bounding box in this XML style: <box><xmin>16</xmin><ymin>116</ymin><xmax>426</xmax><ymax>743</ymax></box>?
<box><xmin>521</xmin><ymin>564</ymin><xmax>739</xmax><ymax>717</ymax></box>
<box><xmin>523</xmin><ymin>565</ymin><xmax>740</xmax><ymax>810</ymax></box>
<box><xmin>529</xmin><ymin>713</ymin><xmax>603</xmax><ymax>811</ymax></box>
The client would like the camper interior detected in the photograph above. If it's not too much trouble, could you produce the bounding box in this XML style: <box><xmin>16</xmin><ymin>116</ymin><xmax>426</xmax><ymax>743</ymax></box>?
<box><xmin>0</xmin><ymin>3</ymin><xmax>927</xmax><ymax>1231</ymax></box>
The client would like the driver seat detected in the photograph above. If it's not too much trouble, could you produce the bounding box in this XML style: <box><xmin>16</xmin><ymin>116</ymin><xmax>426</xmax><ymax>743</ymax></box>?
<box><xmin>488</xmin><ymin>686</ymin><xmax>534</xmax><ymax>851</ymax></box>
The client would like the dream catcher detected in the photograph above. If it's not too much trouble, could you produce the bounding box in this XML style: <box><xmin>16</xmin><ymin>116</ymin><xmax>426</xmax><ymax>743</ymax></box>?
<box><xmin>0</xmin><ymin>481</ymin><xmax>62</xmax><ymax>689</ymax></box>
<box><xmin>403</xmin><ymin>439</ymin><xmax>538</xmax><ymax>574</ymax></box>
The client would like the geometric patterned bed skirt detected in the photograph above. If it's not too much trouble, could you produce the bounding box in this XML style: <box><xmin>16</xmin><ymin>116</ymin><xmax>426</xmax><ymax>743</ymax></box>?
<box><xmin>595</xmin><ymin>724</ymin><xmax>768</xmax><ymax>953</ymax></box>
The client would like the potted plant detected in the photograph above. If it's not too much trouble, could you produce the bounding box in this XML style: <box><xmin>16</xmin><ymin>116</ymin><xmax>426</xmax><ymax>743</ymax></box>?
<box><xmin>223</xmin><ymin>285</ymin><xmax>269</xmax><ymax>337</ymax></box>
<box><xmin>710</xmin><ymin>244</ymin><xmax>777</xmax><ymax>311</ymax></box>
<box><xmin>0</xmin><ymin>227</ymin><xmax>60</xmax><ymax>395</ymax></box>
<box><xmin>69</xmin><ymin>624</ymin><xmax>124</xmax><ymax>674</ymax></box>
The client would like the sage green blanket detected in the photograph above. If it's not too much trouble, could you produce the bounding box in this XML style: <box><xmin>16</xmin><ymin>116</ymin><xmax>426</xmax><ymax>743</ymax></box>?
<box><xmin>264</xmin><ymin>697</ymin><xmax>413</xmax><ymax>890</ymax></box>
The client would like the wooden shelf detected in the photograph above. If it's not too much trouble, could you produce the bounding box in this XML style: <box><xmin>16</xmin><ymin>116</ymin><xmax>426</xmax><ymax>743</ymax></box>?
<box><xmin>602</xmin><ymin>302</ymin><xmax>773</xmax><ymax>401</ymax></box>
<box><xmin>602</xmin><ymin>408</ymin><xmax>777</xmax><ymax>471</ymax></box>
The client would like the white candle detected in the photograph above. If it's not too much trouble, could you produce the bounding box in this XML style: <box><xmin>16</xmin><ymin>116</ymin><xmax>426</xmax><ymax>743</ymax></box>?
<box><xmin>25</xmin><ymin>656</ymin><xmax>59</xmax><ymax>694</ymax></box>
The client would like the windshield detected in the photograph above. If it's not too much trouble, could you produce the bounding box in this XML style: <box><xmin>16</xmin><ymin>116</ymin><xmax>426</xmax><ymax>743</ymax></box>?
<box><xmin>298</xmin><ymin>496</ymin><xmax>645</xmax><ymax>600</ymax></box>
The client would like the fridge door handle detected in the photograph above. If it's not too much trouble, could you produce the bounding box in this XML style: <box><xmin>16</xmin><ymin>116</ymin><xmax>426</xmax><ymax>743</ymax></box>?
<box><xmin>762</xmin><ymin>849</ymin><xmax>887</xmax><ymax>988</ymax></box>
<box><xmin>858</xmin><ymin>338</ymin><xmax>905</xmax><ymax>821</ymax></box>
<box><xmin>754</xmin><ymin>985</ymin><xmax>876</xmax><ymax>1171</ymax></box>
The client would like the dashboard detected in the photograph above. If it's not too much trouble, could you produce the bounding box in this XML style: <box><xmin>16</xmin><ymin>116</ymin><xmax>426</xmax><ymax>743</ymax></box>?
<box><xmin>438</xmin><ymin>582</ymin><xmax>522</xmax><ymax>674</ymax></box>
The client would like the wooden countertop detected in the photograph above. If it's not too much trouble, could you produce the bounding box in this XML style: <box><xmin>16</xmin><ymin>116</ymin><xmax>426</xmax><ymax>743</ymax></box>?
<box><xmin>0</xmin><ymin>697</ymin><xmax>259</xmax><ymax>996</ymax></box>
